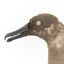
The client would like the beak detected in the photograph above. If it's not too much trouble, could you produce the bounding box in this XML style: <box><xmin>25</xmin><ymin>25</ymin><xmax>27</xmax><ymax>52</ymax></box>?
<box><xmin>5</xmin><ymin>23</ymin><xmax>29</xmax><ymax>42</ymax></box>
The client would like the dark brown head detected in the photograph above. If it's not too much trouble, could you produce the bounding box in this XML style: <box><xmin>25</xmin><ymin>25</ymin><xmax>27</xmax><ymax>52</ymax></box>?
<box><xmin>5</xmin><ymin>14</ymin><xmax>59</xmax><ymax>42</ymax></box>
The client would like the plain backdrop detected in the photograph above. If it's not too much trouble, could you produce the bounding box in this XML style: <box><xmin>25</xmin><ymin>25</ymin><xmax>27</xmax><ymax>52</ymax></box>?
<box><xmin>0</xmin><ymin>0</ymin><xmax>64</xmax><ymax>64</ymax></box>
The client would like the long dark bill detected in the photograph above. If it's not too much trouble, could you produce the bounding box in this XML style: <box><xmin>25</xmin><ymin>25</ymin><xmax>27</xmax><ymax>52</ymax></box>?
<box><xmin>5</xmin><ymin>24</ymin><xmax>29</xmax><ymax>42</ymax></box>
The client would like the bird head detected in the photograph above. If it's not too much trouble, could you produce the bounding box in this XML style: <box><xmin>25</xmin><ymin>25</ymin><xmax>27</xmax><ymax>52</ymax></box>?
<box><xmin>5</xmin><ymin>14</ymin><xmax>60</xmax><ymax>43</ymax></box>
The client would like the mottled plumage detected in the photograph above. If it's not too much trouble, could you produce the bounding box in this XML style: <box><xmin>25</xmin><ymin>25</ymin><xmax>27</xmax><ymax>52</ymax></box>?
<box><xmin>5</xmin><ymin>13</ymin><xmax>64</xmax><ymax>64</ymax></box>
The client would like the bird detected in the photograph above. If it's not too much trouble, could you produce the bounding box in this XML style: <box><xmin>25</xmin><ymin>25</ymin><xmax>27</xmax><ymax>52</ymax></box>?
<box><xmin>5</xmin><ymin>13</ymin><xmax>64</xmax><ymax>64</ymax></box>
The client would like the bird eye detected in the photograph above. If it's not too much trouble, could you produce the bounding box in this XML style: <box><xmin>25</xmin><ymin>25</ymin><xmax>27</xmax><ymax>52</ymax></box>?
<box><xmin>36</xmin><ymin>21</ymin><xmax>41</xmax><ymax>26</ymax></box>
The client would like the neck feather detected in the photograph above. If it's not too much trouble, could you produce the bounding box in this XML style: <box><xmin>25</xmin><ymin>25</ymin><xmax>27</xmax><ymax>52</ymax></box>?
<box><xmin>48</xmin><ymin>30</ymin><xmax>64</xmax><ymax>64</ymax></box>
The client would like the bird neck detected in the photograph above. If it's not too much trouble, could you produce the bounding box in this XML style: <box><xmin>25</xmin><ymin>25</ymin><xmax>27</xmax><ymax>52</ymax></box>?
<box><xmin>48</xmin><ymin>31</ymin><xmax>64</xmax><ymax>64</ymax></box>
<box><xmin>48</xmin><ymin>46</ymin><xmax>64</xmax><ymax>64</ymax></box>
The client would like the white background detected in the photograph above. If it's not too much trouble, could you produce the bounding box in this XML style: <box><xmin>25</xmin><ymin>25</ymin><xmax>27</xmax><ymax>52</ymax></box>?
<box><xmin>0</xmin><ymin>0</ymin><xmax>64</xmax><ymax>64</ymax></box>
